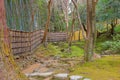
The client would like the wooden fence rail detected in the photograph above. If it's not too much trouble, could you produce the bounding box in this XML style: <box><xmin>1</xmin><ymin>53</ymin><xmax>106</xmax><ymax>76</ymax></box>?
<box><xmin>9</xmin><ymin>30</ymin><xmax>67</xmax><ymax>54</ymax></box>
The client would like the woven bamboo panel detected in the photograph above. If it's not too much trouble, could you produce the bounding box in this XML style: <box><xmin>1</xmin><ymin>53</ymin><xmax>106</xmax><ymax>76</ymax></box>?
<box><xmin>47</xmin><ymin>32</ymin><xmax>67</xmax><ymax>42</ymax></box>
<box><xmin>9</xmin><ymin>29</ymin><xmax>68</xmax><ymax>54</ymax></box>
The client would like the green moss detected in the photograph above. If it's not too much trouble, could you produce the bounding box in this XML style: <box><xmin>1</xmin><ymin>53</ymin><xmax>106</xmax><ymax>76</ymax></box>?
<box><xmin>70</xmin><ymin>46</ymin><xmax>84</xmax><ymax>57</ymax></box>
<box><xmin>35</xmin><ymin>43</ymin><xmax>61</xmax><ymax>57</ymax></box>
<box><xmin>35</xmin><ymin>42</ymin><xmax>84</xmax><ymax>58</ymax></box>
<box><xmin>70</xmin><ymin>56</ymin><xmax>120</xmax><ymax>80</ymax></box>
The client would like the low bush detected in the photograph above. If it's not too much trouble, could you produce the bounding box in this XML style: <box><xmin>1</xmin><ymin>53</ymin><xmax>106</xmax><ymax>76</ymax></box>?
<box><xmin>102</xmin><ymin>34</ymin><xmax>120</xmax><ymax>52</ymax></box>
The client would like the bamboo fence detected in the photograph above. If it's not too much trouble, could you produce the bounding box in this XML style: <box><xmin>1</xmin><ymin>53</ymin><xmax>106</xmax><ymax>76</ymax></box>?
<box><xmin>9</xmin><ymin>30</ymin><xmax>67</xmax><ymax>54</ymax></box>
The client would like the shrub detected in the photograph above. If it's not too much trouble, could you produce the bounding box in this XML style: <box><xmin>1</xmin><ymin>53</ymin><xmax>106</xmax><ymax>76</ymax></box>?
<box><xmin>102</xmin><ymin>34</ymin><xmax>120</xmax><ymax>52</ymax></box>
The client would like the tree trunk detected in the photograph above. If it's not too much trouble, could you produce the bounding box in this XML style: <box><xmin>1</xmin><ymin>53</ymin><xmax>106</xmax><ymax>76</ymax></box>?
<box><xmin>71</xmin><ymin>0</ymin><xmax>86</xmax><ymax>39</ymax></box>
<box><xmin>84</xmin><ymin>0</ymin><xmax>96</xmax><ymax>62</ymax></box>
<box><xmin>82</xmin><ymin>23</ymin><xmax>87</xmax><ymax>32</ymax></box>
<box><xmin>42</xmin><ymin>0</ymin><xmax>52</xmax><ymax>47</ymax></box>
<box><xmin>69</xmin><ymin>9</ymin><xmax>76</xmax><ymax>47</ymax></box>
<box><xmin>0</xmin><ymin>0</ymin><xmax>28</xmax><ymax>80</ymax></box>
<box><xmin>61</xmin><ymin>0</ymin><xmax>69</xmax><ymax>41</ymax></box>
<box><xmin>110</xmin><ymin>23</ymin><xmax>115</xmax><ymax>35</ymax></box>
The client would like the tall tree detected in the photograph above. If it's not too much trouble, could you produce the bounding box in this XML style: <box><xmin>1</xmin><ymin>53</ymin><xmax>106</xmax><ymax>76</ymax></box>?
<box><xmin>61</xmin><ymin>0</ymin><xmax>69</xmax><ymax>34</ymax></box>
<box><xmin>42</xmin><ymin>0</ymin><xmax>52</xmax><ymax>47</ymax></box>
<box><xmin>0</xmin><ymin>0</ymin><xmax>28</xmax><ymax>80</ymax></box>
<box><xmin>84</xmin><ymin>0</ymin><xmax>97</xmax><ymax>61</ymax></box>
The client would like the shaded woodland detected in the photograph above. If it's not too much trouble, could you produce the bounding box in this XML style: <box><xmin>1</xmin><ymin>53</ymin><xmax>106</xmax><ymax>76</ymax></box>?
<box><xmin>0</xmin><ymin>0</ymin><xmax>120</xmax><ymax>80</ymax></box>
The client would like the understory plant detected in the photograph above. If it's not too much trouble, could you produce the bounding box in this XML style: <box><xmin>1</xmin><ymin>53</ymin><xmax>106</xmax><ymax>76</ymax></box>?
<box><xmin>102</xmin><ymin>34</ymin><xmax>120</xmax><ymax>52</ymax></box>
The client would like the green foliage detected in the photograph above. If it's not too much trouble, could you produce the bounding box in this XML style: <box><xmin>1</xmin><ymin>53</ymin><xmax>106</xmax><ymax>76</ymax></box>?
<box><xmin>96</xmin><ymin>23</ymin><xmax>107</xmax><ymax>32</ymax></box>
<box><xmin>115</xmin><ymin>25</ymin><xmax>120</xmax><ymax>33</ymax></box>
<box><xmin>75</xmin><ymin>4</ymin><xmax>87</xmax><ymax>27</ymax></box>
<box><xmin>35</xmin><ymin>0</ymin><xmax>47</xmax><ymax>29</ymax></box>
<box><xmin>96</xmin><ymin>0</ymin><xmax>120</xmax><ymax>32</ymax></box>
<box><xmin>96</xmin><ymin>0</ymin><xmax>120</xmax><ymax>22</ymax></box>
<box><xmin>102</xmin><ymin>34</ymin><xmax>120</xmax><ymax>51</ymax></box>
<box><xmin>50</xmin><ymin>10</ymin><xmax>66</xmax><ymax>32</ymax></box>
<box><xmin>78</xmin><ymin>5</ymin><xmax>87</xmax><ymax>24</ymax></box>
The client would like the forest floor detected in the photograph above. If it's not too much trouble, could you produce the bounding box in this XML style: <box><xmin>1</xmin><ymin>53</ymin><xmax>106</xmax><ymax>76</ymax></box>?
<box><xmin>14</xmin><ymin>41</ymin><xmax>120</xmax><ymax>80</ymax></box>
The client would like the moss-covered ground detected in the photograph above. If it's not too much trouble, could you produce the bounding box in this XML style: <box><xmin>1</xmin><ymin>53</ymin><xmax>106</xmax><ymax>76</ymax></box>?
<box><xmin>70</xmin><ymin>55</ymin><xmax>120</xmax><ymax>80</ymax></box>
<box><xmin>34</xmin><ymin>42</ymin><xmax>84</xmax><ymax>58</ymax></box>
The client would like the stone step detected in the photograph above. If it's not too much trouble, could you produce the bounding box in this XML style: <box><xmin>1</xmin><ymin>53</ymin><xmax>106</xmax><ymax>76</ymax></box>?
<box><xmin>22</xmin><ymin>63</ymin><xmax>41</xmax><ymax>74</ymax></box>
<box><xmin>26</xmin><ymin>72</ymin><xmax>54</xmax><ymax>77</ymax></box>
<box><xmin>70</xmin><ymin>75</ymin><xmax>83</xmax><ymax>80</ymax></box>
<box><xmin>83</xmin><ymin>78</ymin><xmax>91</xmax><ymax>80</ymax></box>
<box><xmin>54</xmin><ymin>73</ymin><xmax>69</xmax><ymax>80</ymax></box>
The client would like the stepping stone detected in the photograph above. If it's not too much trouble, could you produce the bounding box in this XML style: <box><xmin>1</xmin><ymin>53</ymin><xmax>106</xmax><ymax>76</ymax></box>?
<box><xmin>44</xmin><ymin>76</ymin><xmax>53</xmax><ymax>80</ymax></box>
<box><xmin>83</xmin><ymin>78</ymin><xmax>91</xmax><ymax>80</ymax></box>
<box><xmin>22</xmin><ymin>63</ymin><xmax>41</xmax><ymax>74</ymax></box>
<box><xmin>26</xmin><ymin>72</ymin><xmax>53</xmax><ymax>77</ymax></box>
<box><xmin>54</xmin><ymin>73</ymin><xmax>68</xmax><ymax>80</ymax></box>
<box><xmin>70</xmin><ymin>75</ymin><xmax>83</xmax><ymax>80</ymax></box>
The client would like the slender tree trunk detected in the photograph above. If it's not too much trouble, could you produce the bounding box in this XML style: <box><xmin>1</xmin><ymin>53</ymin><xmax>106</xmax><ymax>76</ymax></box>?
<box><xmin>0</xmin><ymin>0</ymin><xmax>28</xmax><ymax>80</ymax></box>
<box><xmin>61</xmin><ymin>0</ymin><xmax>69</xmax><ymax>41</ymax></box>
<box><xmin>71</xmin><ymin>0</ymin><xmax>86</xmax><ymax>40</ymax></box>
<box><xmin>42</xmin><ymin>0</ymin><xmax>52</xmax><ymax>47</ymax></box>
<box><xmin>69</xmin><ymin>9</ymin><xmax>76</xmax><ymax>47</ymax></box>
<box><xmin>111</xmin><ymin>23</ymin><xmax>114</xmax><ymax>35</ymax></box>
<box><xmin>78</xmin><ymin>28</ymin><xmax>81</xmax><ymax>41</ymax></box>
<box><xmin>82</xmin><ymin>23</ymin><xmax>87</xmax><ymax>32</ymax></box>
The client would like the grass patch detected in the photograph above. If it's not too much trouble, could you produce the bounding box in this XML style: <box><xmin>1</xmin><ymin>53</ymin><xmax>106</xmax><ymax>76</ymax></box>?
<box><xmin>70</xmin><ymin>56</ymin><xmax>120</xmax><ymax>80</ymax></box>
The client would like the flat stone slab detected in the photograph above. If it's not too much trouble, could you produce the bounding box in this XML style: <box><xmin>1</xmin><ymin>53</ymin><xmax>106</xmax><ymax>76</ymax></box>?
<box><xmin>26</xmin><ymin>72</ymin><xmax>53</xmax><ymax>77</ymax></box>
<box><xmin>70</xmin><ymin>75</ymin><xmax>83</xmax><ymax>80</ymax></box>
<box><xmin>22</xmin><ymin>63</ymin><xmax>41</xmax><ymax>74</ymax></box>
<box><xmin>83</xmin><ymin>78</ymin><xmax>91</xmax><ymax>80</ymax></box>
<box><xmin>54</xmin><ymin>73</ymin><xmax>69</xmax><ymax>79</ymax></box>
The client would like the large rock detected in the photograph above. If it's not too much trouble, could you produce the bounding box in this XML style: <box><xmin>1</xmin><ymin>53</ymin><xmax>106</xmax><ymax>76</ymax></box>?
<box><xmin>70</xmin><ymin>75</ymin><xmax>83</xmax><ymax>80</ymax></box>
<box><xmin>54</xmin><ymin>73</ymin><xmax>69</xmax><ymax>80</ymax></box>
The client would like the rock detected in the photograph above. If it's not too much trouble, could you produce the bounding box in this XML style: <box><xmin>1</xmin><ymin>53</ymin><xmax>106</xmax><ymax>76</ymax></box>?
<box><xmin>36</xmin><ymin>67</ymin><xmax>49</xmax><ymax>73</ymax></box>
<box><xmin>54</xmin><ymin>73</ymin><xmax>69</xmax><ymax>80</ymax></box>
<box><xmin>93</xmin><ymin>53</ymin><xmax>101</xmax><ymax>59</ymax></box>
<box><xmin>26</xmin><ymin>72</ymin><xmax>53</xmax><ymax>77</ymax></box>
<box><xmin>102</xmin><ymin>50</ymin><xmax>117</xmax><ymax>55</ymax></box>
<box><xmin>83</xmin><ymin>78</ymin><xmax>91</xmax><ymax>80</ymax></box>
<box><xmin>70</xmin><ymin>75</ymin><xmax>83</xmax><ymax>80</ymax></box>
<box><xmin>14</xmin><ymin>55</ymin><xmax>20</xmax><ymax>60</ymax></box>
<box><xmin>67</xmin><ymin>61</ymin><xmax>77</xmax><ymax>67</ymax></box>
<box><xmin>22</xmin><ymin>63</ymin><xmax>41</xmax><ymax>74</ymax></box>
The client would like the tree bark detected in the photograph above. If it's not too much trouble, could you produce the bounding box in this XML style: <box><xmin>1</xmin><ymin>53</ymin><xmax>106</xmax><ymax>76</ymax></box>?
<box><xmin>110</xmin><ymin>23</ymin><xmax>116</xmax><ymax>35</ymax></box>
<box><xmin>0</xmin><ymin>0</ymin><xmax>28</xmax><ymax>80</ymax></box>
<box><xmin>71</xmin><ymin>0</ymin><xmax>86</xmax><ymax>40</ymax></box>
<box><xmin>82</xmin><ymin>23</ymin><xmax>87</xmax><ymax>32</ymax></box>
<box><xmin>84</xmin><ymin>0</ymin><xmax>96</xmax><ymax>62</ymax></box>
<box><xmin>61</xmin><ymin>0</ymin><xmax>69</xmax><ymax>40</ymax></box>
<box><xmin>69</xmin><ymin>9</ymin><xmax>76</xmax><ymax>47</ymax></box>
<box><xmin>42</xmin><ymin>0</ymin><xmax>52</xmax><ymax>47</ymax></box>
